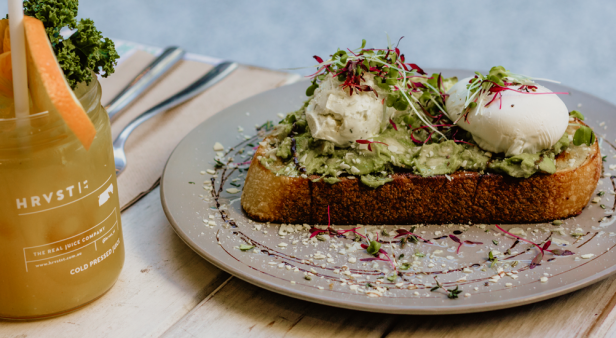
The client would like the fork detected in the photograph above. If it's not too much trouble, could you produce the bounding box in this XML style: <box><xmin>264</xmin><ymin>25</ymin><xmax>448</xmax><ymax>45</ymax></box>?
<box><xmin>106</xmin><ymin>46</ymin><xmax>186</xmax><ymax>121</ymax></box>
<box><xmin>113</xmin><ymin>61</ymin><xmax>239</xmax><ymax>176</ymax></box>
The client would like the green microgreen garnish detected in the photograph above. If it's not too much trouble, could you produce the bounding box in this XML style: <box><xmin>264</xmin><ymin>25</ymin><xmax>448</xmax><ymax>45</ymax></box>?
<box><xmin>230</xmin><ymin>182</ymin><xmax>241</xmax><ymax>187</ymax></box>
<box><xmin>458</xmin><ymin>66</ymin><xmax>566</xmax><ymax>124</ymax></box>
<box><xmin>381</xmin><ymin>229</ymin><xmax>390</xmax><ymax>237</ymax></box>
<box><xmin>492</xmin><ymin>240</ymin><xmax>498</xmax><ymax>245</ymax></box>
<box><xmin>366</xmin><ymin>240</ymin><xmax>381</xmax><ymax>255</ymax></box>
<box><xmin>603</xmin><ymin>156</ymin><xmax>608</xmax><ymax>162</ymax></box>
<box><xmin>598</xmin><ymin>191</ymin><xmax>606</xmax><ymax>196</ymax></box>
<box><xmin>488</xmin><ymin>251</ymin><xmax>498</xmax><ymax>268</ymax></box>
<box><xmin>447</xmin><ymin>286</ymin><xmax>463</xmax><ymax>299</ymax></box>
<box><xmin>387</xmin><ymin>274</ymin><xmax>396</xmax><ymax>282</ymax></box>
<box><xmin>399</xmin><ymin>263</ymin><xmax>411</xmax><ymax>270</ymax></box>
<box><xmin>214</xmin><ymin>159</ymin><xmax>225</xmax><ymax>168</ymax></box>
<box><xmin>601</xmin><ymin>204</ymin><xmax>607</xmax><ymax>209</ymax></box>
<box><xmin>308</xmin><ymin>38</ymin><xmax>451</xmax><ymax>140</ymax></box>
<box><xmin>188</xmin><ymin>181</ymin><xmax>195</xmax><ymax>184</ymax></box>
<box><xmin>430</xmin><ymin>277</ymin><xmax>463</xmax><ymax>299</ymax></box>
<box><xmin>414</xmin><ymin>252</ymin><xmax>425</xmax><ymax>258</ymax></box>
<box><xmin>257</xmin><ymin>120</ymin><xmax>274</xmax><ymax>132</ymax></box>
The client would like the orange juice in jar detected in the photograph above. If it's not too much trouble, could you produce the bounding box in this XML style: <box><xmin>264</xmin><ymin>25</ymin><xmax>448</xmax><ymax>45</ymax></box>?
<box><xmin>0</xmin><ymin>77</ymin><xmax>125</xmax><ymax>320</ymax></box>
<box><xmin>0</xmin><ymin>8</ymin><xmax>124</xmax><ymax>319</ymax></box>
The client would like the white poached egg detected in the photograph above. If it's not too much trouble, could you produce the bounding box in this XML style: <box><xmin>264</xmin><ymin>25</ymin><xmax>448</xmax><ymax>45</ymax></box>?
<box><xmin>445</xmin><ymin>77</ymin><xmax>569</xmax><ymax>156</ymax></box>
<box><xmin>305</xmin><ymin>73</ymin><xmax>395</xmax><ymax>148</ymax></box>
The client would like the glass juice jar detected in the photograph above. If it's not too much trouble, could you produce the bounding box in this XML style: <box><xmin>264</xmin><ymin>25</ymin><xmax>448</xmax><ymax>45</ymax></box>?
<box><xmin>0</xmin><ymin>77</ymin><xmax>125</xmax><ymax>320</ymax></box>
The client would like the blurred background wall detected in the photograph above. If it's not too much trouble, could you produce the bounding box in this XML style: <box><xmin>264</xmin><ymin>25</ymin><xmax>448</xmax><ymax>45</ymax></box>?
<box><xmin>2</xmin><ymin>0</ymin><xmax>615</xmax><ymax>104</ymax></box>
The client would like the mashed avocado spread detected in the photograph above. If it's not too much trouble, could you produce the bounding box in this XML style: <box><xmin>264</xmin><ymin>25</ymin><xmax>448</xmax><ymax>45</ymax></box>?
<box><xmin>258</xmin><ymin>41</ymin><xmax>580</xmax><ymax>187</ymax></box>
<box><xmin>260</xmin><ymin>101</ymin><xmax>572</xmax><ymax>187</ymax></box>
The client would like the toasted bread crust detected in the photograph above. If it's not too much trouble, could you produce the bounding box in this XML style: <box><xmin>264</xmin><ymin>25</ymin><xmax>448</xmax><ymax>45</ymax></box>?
<box><xmin>241</xmin><ymin>141</ymin><xmax>601</xmax><ymax>225</ymax></box>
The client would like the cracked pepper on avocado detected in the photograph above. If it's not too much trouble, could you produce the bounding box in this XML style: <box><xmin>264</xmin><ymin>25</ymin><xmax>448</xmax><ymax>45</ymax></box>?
<box><xmin>258</xmin><ymin>39</ymin><xmax>596</xmax><ymax>188</ymax></box>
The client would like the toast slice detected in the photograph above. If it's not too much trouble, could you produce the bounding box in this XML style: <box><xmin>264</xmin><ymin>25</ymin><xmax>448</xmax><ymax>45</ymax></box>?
<box><xmin>241</xmin><ymin>125</ymin><xmax>602</xmax><ymax>225</ymax></box>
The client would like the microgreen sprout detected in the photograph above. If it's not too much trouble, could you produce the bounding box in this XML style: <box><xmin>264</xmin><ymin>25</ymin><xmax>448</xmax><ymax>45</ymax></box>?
<box><xmin>430</xmin><ymin>277</ymin><xmax>463</xmax><ymax>299</ymax></box>
<box><xmin>365</xmin><ymin>241</ymin><xmax>382</xmax><ymax>255</ymax></box>
<box><xmin>494</xmin><ymin>224</ymin><xmax>574</xmax><ymax>269</ymax></box>
<box><xmin>389</xmin><ymin>118</ymin><xmax>398</xmax><ymax>131</ymax></box>
<box><xmin>307</xmin><ymin>38</ymin><xmax>448</xmax><ymax>139</ymax></box>
<box><xmin>214</xmin><ymin>159</ymin><xmax>225</xmax><ymax>168</ymax></box>
<box><xmin>394</xmin><ymin>227</ymin><xmax>433</xmax><ymax>244</ymax></box>
<box><xmin>449</xmin><ymin>235</ymin><xmax>482</xmax><ymax>254</ymax></box>
<box><xmin>457</xmin><ymin>66</ymin><xmax>568</xmax><ymax>124</ymax></box>
<box><xmin>309</xmin><ymin>205</ymin><xmax>368</xmax><ymax>240</ymax></box>
<box><xmin>257</xmin><ymin>120</ymin><xmax>275</xmax><ymax>132</ymax></box>
<box><xmin>488</xmin><ymin>251</ymin><xmax>498</xmax><ymax>268</ymax></box>
<box><xmin>308</xmin><ymin>206</ymin><xmax>395</xmax><ymax>270</ymax></box>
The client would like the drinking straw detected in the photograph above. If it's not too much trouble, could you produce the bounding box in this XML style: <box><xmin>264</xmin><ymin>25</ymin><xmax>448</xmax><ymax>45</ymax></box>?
<box><xmin>8</xmin><ymin>0</ymin><xmax>29</xmax><ymax>119</ymax></box>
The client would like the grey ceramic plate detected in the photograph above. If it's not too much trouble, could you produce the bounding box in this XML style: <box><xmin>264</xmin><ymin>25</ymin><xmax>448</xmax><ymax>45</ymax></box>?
<box><xmin>161</xmin><ymin>69</ymin><xmax>616</xmax><ymax>314</ymax></box>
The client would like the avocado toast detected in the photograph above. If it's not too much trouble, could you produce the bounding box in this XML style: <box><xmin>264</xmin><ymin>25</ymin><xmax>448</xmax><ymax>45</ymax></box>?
<box><xmin>241</xmin><ymin>40</ymin><xmax>601</xmax><ymax>225</ymax></box>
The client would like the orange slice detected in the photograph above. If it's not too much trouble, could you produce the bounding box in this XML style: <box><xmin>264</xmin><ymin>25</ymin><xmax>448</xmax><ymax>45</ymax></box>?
<box><xmin>23</xmin><ymin>16</ymin><xmax>96</xmax><ymax>150</ymax></box>
<box><xmin>0</xmin><ymin>19</ymin><xmax>8</xmax><ymax>54</ymax></box>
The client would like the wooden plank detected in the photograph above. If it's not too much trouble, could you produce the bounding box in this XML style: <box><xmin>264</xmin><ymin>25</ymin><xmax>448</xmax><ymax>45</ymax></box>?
<box><xmin>383</xmin><ymin>275</ymin><xmax>616</xmax><ymax>338</ymax></box>
<box><xmin>161</xmin><ymin>273</ymin><xmax>616</xmax><ymax>338</ymax></box>
<box><xmin>588</xmin><ymin>287</ymin><xmax>616</xmax><ymax>337</ymax></box>
<box><xmin>0</xmin><ymin>187</ymin><xmax>229</xmax><ymax>338</ymax></box>
<box><xmin>161</xmin><ymin>277</ymin><xmax>397</xmax><ymax>338</ymax></box>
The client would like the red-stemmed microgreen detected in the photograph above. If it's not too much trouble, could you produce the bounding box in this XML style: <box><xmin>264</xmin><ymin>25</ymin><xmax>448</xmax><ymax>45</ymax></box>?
<box><xmin>360</xmin><ymin>241</ymin><xmax>396</xmax><ymax>271</ymax></box>
<box><xmin>494</xmin><ymin>224</ymin><xmax>574</xmax><ymax>269</ymax></box>
<box><xmin>307</xmin><ymin>38</ymin><xmax>449</xmax><ymax>140</ymax></box>
<box><xmin>309</xmin><ymin>205</ymin><xmax>400</xmax><ymax>271</ymax></box>
<box><xmin>449</xmin><ymin>234</ymin><xmax>483</xmax><ymax>254</ymax></box>
<box><xmin>457</xmin><ymin>66</ymin><xmax>569</xmax><ymax>124</ymax></box>
<box><xmin>389</xmin><ymin>118</ymin><xmax>398</xmax><ymax>131</ymax></box>
<box><xmin>309</xmin><ymin>206</ymin><xmax>369</xmax><ymax>242</ymax></box>
<box><xmin>355</xmin><ymin>139</ymin><xmax>388</xmax><ymax>151</ymax></box>
<box><xmin>394</xmin><ymin>227</ymin><xmax>433</xmax><ymax>244</ymax></box>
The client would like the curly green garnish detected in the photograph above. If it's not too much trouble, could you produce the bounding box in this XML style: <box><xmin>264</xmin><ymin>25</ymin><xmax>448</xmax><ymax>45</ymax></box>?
<box><xmin>23</xmin><ymin>0</ymin><xmax>119</xmax><ymax>89</ymax></box>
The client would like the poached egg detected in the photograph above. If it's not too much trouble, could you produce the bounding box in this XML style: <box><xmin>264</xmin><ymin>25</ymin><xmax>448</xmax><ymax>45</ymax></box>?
<box><xmin>305</xmin><ymin>73</ymin><xmax>395</xmax><ymax>148</ymax></box>
<box><xmin>445</xmin><ymin>77</ymin><xmax>569</xmax><ymax>156</ymax></box>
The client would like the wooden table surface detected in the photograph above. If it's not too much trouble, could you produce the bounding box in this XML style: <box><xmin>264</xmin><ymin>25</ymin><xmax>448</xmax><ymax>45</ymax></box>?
<box><xmin>0</xmin><ymin>187</ymin><xmax>615</xmax><ymax>338</ymax></box>
<box><xmin>2</xmin><ymin>46</ymin><xmax>616</xmax><ymax>337</ymax></box>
